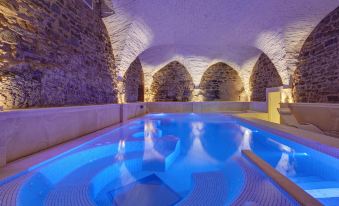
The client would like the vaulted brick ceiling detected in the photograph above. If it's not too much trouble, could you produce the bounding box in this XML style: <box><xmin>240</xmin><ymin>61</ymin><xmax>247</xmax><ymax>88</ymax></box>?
<box><xmin>103</xmin><ymin>0</ymin><xmax>339</xmax><ymax>91</ymax></box>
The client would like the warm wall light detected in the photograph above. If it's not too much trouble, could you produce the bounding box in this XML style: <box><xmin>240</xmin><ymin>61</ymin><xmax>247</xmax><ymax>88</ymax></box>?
<box><xmin>144</xmin><ymin>86</ymin><xmax>153</xmax><ymax>102</ymax></box>
<box><xmin>240</xmin><ymin>92</ymin><xmax>250</xmax><ymax>102</ymax></box>
<box><xmin>117</xmin><ymin>80</ymin><xmax>126</xmax><ymax>104</ymax></box>
<box><xmin>191</xmin><ymin>88</ymin><xmax>204</xmax><ymax>102</ymax></box>
<box><xmin>281</xmin><ymin>88</ymin><xmax>294</xmax><ymax>103</ymax></box>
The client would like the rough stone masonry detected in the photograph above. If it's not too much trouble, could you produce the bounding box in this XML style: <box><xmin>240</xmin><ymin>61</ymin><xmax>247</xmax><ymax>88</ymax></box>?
<box><xmin>200</xmin><ymin>62</ymin><xmax>245</xmax><ymax>101</ymax></box>
<box><xmin>250</xmin><ymin>53</ymin><xmax>283</xmax><ymax>102</ymax></box>
<box><xmin>293</xmin><ymin>6</ymin><xmax>339</xmax><ymax>103</ymax></box>
<box><xmin>150</xmin><ymin>61</ymin><xmax>195</xmax><ymax>102</ymax></box>
<box><xmin>0</xmin><ymin>0</ymin><xmax>117</xmax><ymax>109</ymax></box>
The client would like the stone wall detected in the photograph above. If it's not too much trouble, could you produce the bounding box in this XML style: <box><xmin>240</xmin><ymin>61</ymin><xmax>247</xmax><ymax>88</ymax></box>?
<box><xmin>0</xmin><ymin>0</ymin><xmax>117</xmax><ymax>109</ymax></box>
<box><xmin>123</xmin><ymin>58</ymin><xmax>144</xmax><ymax>102</ymax></box>
<box><xmin>250</xmin><ymin>53</ymin><xmax>283</xmax><ymax>101</ymax></box>
<box><xmin>200</xmin><ymin>63</ymin><xmax>244</xmax><ymax>101</ymax></box>
<box><xmin>292</xmin><ymin>7</ymin><xmax>339</xmax><ymax>103</ymax></box>
<box><xmin>150</xmin><ymin>61</ymin><xmax>194</xmax><ymax>102</ymax></box>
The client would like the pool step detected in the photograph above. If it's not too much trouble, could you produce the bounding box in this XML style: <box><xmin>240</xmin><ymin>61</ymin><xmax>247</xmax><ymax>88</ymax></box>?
<box><xmin>44</xmin><ymin>152</ymin><xmax>145</xmax><ymax>206</ymax></box>
<box><xmin>177</xmin><ymin>172</ymin><xmax>227</xmax><ymax>206</ymax></box>
<box><xmin>299</xmin><ymin>181</ymin><xmax>339</xmax><ymax>190</ymax></box>
<box><xmin>290</xmin><ymin>176</ymin><xmax>339</xmax><ymax>206</ymax></box>
<box><xmin>306</xmin><ymin>186</ymin><xmax>339</xmax><ymax>206</ymax></box>
<box><xmin>45</xmin><ymin>184</ymin><xmax>94</xmax><ymax>206</ymax></box>
<box><xmin>110</xmin><ymin>174</ymin><xmax>182</xmax><ymax>206</ymax></box>
<box><xmin>318</xmin><ymin>197</ymin><xmax>339</xmax><ymax>206</ymax></box>
<box><xmin>142</xmin><ymin>135</ymin><xmax>180</xmax><ymax>172</ymax></box>
<box><xmin>290</xmin><ymin>176</ymin><xmax>322</xmax><ymax>184</ymax></box>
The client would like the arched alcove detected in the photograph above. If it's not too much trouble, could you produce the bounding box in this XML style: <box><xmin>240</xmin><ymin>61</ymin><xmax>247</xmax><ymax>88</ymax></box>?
<box><xmin>123</xmin><ymin>58</ymin><xmax>144</xmax><ymax>102</ymax></box>
<box><xmin>200</xmin><ymin>63</ymin><xmax>244</xmax><ymax>101</ymax></box>
<box><xmin>293</xmin><ymin>7</ymin><xmax>339</xmax><ymax>103</ymax></box>
<box><xmin>150</xmin><ymin>61</ymin><xmax>194</xmax><ymax>102</ymax></box>
<box><xmin>250</xmin><ymin>53</ymin><xmax>283</xmax><ymax>101</ymax></box>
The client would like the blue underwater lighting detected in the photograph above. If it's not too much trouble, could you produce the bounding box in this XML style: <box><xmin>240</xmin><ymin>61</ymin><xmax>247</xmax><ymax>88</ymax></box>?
<box><xmin>0</xmin><ymin>113</ymin><xmax>337</xmax><ymax>206</ymax></box>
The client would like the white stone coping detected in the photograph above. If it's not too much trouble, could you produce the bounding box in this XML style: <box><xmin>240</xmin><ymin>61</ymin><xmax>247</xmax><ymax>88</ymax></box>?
<box><xmin>0</xmin><ymin>104</ymin><xmax>120</xmax><ymax>118</ymax></box>
<box><xmin>289</xmin><ymin>103</ymin><xmax>339</xmax><ymax>109</ymax></box>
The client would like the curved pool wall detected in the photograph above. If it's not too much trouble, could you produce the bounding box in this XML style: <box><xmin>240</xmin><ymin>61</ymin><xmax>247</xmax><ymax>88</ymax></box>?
<box><xmin>0</xmin><ymin>113</ymin><xmax>338</xmax><ymax>205</ymax></box>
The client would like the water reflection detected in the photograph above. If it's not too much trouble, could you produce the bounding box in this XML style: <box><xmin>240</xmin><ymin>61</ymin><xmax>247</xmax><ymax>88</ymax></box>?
<box><xmin>144</xmin><ymin>119</ymin><xmax>157</xmax><ymax>139</ymax></box>
<box><xmin>238</xmin><ymin>127</ymin><xmax>252</xmax><ymax>152</ymax></box>
<box><xmin>275</xmin><ymin>152</ymin><xmax>296</xmax><ymax>176</ymax></box>
<box><xmin>113</xmin><ymin>141</ymin><xmax>143</xmax><ymax>189</ymax></box>
<box><xmin>268</xmin><ymin>139</ymin><xmax>293</xmax><ymax>153</ymax></box>
<box><xmin>143</xmin><ymin>120</ymin><xmax>163</xmax><ymax>160</ymax></box>
<box><xmin>266</xmin><ymin>139</ymin><xmax>297</xmax><ymax>176</ymax></box>
<box><xmin>192</xmin><ymin>122</ymin><xmax>204</xmax><ymax>137</ymax></box>
<box><xmin>185</xmin><ymin>122</ymin><xmax>217</xmax><ymax>164</ymax></box>
<box><xmin>117</xmin><ymin>160</ymin><xmax>137</xmax><ymax>188</ymax></box>
<box><xmin>115</xmin><ymin>140</ymin><xmax>126</xmax><ymax>161</ymax></box>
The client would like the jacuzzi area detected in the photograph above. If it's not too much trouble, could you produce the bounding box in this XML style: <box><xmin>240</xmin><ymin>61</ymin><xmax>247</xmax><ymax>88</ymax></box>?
<box><xmin>1</xmin><ymin>113</ymin><xmax>338</xmax><ymax>206</ymax></box>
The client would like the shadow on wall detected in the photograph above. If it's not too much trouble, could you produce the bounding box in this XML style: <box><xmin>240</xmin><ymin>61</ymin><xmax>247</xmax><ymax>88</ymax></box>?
<box><xmin>150</xmin><ymin>61</ymin><xmax>194</xmax><ymax>102</ymax></box>
<box><xmin>293</xmin><ymin>6</ymin><xmax>339</xmax><ymax>103</ymax></box>
<box><xmin>0</xmin><ymin>0</ymin><xmax>117</xmax><ymax>109</ymax></box>
<box><xmin>200</xmin><ymin>62</ymin><xmax>244</xmax><ymax>101</ymax></box>
<box><xmin>123</xmin><ymin>58</ymin><xmax>144</xmax><ymax>102</ymax></box>
<box><xmin>250</xmin><ymin>53</ymin><xmax>283</xmax><ymax>102</ymax></box>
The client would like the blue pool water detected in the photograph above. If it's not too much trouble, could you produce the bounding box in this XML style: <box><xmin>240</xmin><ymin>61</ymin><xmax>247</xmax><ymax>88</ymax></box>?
<box><xmin>1</xmin><ymin>113</ymin><xmax>339</xmax><ymax>206</ymax></box>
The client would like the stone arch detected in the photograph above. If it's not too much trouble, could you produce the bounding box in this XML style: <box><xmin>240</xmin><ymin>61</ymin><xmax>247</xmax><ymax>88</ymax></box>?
<box><xmin>123</xmin><ymin>58</ymin><xmax>144</xmax><ymax>102</ymax></box>
<box><xmin>250</xmin><ymin>53</ymin><xmax>283</xmax><ymax>101</ymax></box>
<box><xmin>199</xmin><ymin>62</ymin><xmax>244</xmax><ymax>101</ymax></box>
<box><xmin>150</xmin><ymin>61</ymin><xmax>194</xmax><ymax>102</ymax></box>
<box><xmin>293</xmin><ymin>7</ymin><xmax>339</xmax><ymax>103</ymax></box>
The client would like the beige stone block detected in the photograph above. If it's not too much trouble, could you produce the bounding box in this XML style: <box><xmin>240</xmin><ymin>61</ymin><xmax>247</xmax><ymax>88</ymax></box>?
<box><xmin>289</xmin><ymin>103</ymin><xmax>339</xmax><ymax>137</ymax></box>
<box><xmin>0</xmin><ymin>104</ymin><xmax>121</xmax><ymax>164</ymax></box>
<box><xmin>198</xmin><ymin>102</ymin><xmax>250</xmax><ymax>113</ymax></box>
<box><xmin>147</xmin><ymin>102</ymin><xmax>193</xmax><ymax>113</ymax></box>
<box><xmin>122</xmin><ymin>103</ymin><xmax>147</xmax><ymax>122</ymax></box>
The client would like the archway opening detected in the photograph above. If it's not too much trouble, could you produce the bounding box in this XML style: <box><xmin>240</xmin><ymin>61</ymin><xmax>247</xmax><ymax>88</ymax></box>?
<box><xmin>123</xmin><ymin>58</ymin><xmax>145</xmax><ymax>102</ymax></box>
<box><xmin>200</xmin><ymin>63</ymin><xmax>244</xmax><ymax>101</ymax></box>
<box><xmin>150</xmin><ymin>61</ymin><xmax>194</xmax><ymax>102</ymax></box>
<box><xmin>250</xmin><ymin>53</ymin><xmax>283</xmax><ymax>102</ymax></box>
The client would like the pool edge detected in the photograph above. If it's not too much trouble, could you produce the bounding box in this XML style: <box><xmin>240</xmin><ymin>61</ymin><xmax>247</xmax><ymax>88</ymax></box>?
<box><xmin>242</xmin><ymin>150</ymin><xmax>322</xmax><ymax>206</ymax></box>
<box><xmin>232</xmin><ymin>115</ymin><xmax>339</xmax><ymax>158</ymax></box>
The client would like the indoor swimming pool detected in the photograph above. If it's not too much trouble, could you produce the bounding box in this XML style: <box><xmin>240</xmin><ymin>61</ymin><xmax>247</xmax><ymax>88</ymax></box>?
<box><xmin>0</xmin><ymin>113</ymin><xmax>338</xmax><ymax>206</ymax></box>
